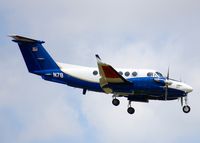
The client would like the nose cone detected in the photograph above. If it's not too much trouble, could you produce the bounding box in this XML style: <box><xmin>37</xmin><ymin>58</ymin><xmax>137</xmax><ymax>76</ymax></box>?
<box><xmin>174</xmin><ymin>81</ymin><xmax>193</xmax><ymax>93</ymax></box>
<box><xmin>185</xmin><ymin>85</ymin><xmax>193</xmax><ymax>93</ymax></box>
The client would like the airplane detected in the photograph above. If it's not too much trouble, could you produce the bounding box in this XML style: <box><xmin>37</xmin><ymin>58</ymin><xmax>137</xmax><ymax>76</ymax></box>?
<box><xmin>10</xmin><ymin>35</ymin><xmax>193</xmax><ymax>114</ymax></box>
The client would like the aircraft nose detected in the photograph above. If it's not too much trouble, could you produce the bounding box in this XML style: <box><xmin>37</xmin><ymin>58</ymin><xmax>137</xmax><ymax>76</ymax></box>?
<box><xmin>185</xmin><ymin>85</ymin><xmax>193</xmax><ymax>93</ymax></box>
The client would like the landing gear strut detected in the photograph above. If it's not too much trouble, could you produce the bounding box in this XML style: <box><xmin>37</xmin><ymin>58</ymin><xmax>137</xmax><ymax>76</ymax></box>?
<box><xmin>127</xmin><ymin>101</ymin><xmax>135</xmax><ymax>114</ymax></box>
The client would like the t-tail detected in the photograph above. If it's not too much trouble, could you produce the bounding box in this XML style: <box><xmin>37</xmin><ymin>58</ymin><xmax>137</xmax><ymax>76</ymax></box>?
<box><xmin>10</xmin><ymin>35</ymin><xmax>60</xmax><ymax>75</ymax></box>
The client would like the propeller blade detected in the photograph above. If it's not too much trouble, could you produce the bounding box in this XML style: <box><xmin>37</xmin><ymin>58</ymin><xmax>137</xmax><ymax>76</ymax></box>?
<box><xmin>181</xmin><ymin>97</ymin><xmax>183</xmax><ymax>106</ymax></box>
<box><xmin>165</xmin><ymin>85</ymin><xmax>168</xmax><ymax>100</ymax></box>
<box><xmin>179</xmin><ymin>76</ymin><xmax>182</xmax><ymax>82</ymax></box>
<box><xmin>167</xmin><ymin>66</ymin><xmax>170</xmax><ymax>80</ymax></box>
<box><xmin>165</xmin><ymin>67</ymin><xmax>170</xmax><ymax>100</ymax></box>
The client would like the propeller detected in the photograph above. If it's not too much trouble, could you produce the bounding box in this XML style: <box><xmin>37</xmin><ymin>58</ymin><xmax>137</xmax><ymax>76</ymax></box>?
<box><xmin>164</xmin><ymin>67</ymin><xmax>170</xmax><ymax>100</ymax></box>
<box><xmin>181</xmin><ymin>97</ymin><xmax>183</xmax><ymax>106</ymax></box>
<box><xmin>154</xmin><ymin>67</ymin><xmax>172</xmax><ymax>100</ymax></box>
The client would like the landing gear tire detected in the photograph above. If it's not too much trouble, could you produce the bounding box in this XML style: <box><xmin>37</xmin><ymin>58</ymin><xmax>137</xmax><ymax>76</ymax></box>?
<box><xmin>183</xmin><ymin>105</ymin><xmax>191</xmax><ymax>113</ymax></box>
<box><xmin>127</xmin><ymin>107</ymin><xmax>135</xmax><ymax>114</ymax></box>
<box><xmin>112</xmin><ymin>98</ymin><xmax>120</xmax><ymax>106</ymax></box>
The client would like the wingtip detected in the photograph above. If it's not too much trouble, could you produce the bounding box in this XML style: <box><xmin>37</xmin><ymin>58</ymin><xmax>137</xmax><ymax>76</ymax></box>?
<box><xmin>95</xmin><ymin>54</ymin><xmax>101</xmax><ymax>60</ymax></box>
<box><xmin>95</xmin><ymin>54</ymin><xmax>103</xmax><ymax>63</ymax></box>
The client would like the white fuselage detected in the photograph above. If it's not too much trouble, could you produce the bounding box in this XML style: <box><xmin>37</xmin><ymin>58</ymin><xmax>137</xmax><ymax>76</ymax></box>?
<box><xmin>57</xmin><ymin>62</ymin><xmax>193</xmax><ymax>94</ymax></box>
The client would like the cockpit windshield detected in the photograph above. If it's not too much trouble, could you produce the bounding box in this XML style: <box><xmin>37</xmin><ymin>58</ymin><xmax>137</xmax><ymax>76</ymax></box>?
<box><xmin>155</xmin><ymin>72</ymin><xmax>164</xmax><ymax>78</ymax></box>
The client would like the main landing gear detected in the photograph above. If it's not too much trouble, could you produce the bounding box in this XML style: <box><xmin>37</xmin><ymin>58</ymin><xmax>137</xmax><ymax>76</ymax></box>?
<box><xmin>181</xmin><ymin>96</ymin><xmax>191</xmax><ymax>113</ymax></box>
<box><xmin>127</xmin><ymin>100</ymin><xmax>135</xmax><ymax>114</ymax></box>
<box><xmin>112</xmin><ymin>98</ymin><xmax>120</xmax><ymax>106</ymax></box>
<box><xmin>112</xmin><ymin>98</ymin><xmax>135</xmax><ymax>114</ymax></box>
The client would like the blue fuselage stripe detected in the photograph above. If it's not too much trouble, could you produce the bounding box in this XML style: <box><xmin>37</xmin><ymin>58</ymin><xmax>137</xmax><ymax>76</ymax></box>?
<box><xmin>41</xmin><ymin>71</ymin><xmax>185</xmax><ymax>99</ymax></box>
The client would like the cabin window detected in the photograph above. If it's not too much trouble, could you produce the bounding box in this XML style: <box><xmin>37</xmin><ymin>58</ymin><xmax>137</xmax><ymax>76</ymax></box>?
<box><xmin>118</xmin><ymin>71</ymin><xmax>123</xmax><ymax>76</ymax></box>
<box><xmin>132</xmin><ymin>71</ymin><xmax>137</xmax><ymax>77</ymax></box>
<box><xmin>125</xmin><ymin>72</ymin><xmax>130</xmax><ymax>77</ymax></box>
<box><xmin>147</xmin><ymin>72</ymin><xmax>153</xmax><ymax>77</ymax></box>
<box><xmin>93</xmin><ymin>70</ymin><xmax>98</xmax><ymax>76</ymax></box>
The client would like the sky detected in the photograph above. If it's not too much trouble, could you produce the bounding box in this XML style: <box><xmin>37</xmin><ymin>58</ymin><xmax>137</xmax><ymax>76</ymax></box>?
<box><xmin>1</xmin><ymin>0</ymin><xmax>200</xmax><ymax>143</ymax></box>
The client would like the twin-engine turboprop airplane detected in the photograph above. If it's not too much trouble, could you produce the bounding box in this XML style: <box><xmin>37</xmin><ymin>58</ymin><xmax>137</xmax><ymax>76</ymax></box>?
<box><xmin>11</xmin><ymin>35</ymin><xmax>193</xmax><ymax>114</ymax></box>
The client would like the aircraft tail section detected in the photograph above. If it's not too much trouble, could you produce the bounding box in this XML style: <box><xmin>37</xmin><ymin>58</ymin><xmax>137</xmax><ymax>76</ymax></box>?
<box><xmin>11</xmin><ymin>35</ymin><xmax>59</xmax><ymax>74</ymax></box>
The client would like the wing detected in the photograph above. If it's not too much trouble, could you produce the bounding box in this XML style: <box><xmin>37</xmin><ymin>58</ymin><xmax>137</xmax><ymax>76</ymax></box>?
<box><xmin>96</xmin><ymin>55</ymin><xmax>132</xmax><ymax>94</ymax></box>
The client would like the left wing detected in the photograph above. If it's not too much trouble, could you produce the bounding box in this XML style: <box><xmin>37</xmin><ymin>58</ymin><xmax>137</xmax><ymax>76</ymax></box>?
<box><xmin>96</xmin><ymin>55</ymin><xmax>132</xmax><ymax>94</ymax></box>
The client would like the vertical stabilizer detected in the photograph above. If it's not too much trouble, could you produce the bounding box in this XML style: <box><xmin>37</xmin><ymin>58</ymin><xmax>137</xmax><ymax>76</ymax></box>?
<box><xmin>10</xmin><ymin>35</ymin><xmax>59</xmax><ymax>74</ymax></box>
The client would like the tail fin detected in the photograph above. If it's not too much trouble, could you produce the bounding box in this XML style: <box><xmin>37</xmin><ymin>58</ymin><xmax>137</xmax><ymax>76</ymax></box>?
<box><xmin>10</xmin><ymin>35</ymin><xmax>59</xmax><ymax>74</ymax></box>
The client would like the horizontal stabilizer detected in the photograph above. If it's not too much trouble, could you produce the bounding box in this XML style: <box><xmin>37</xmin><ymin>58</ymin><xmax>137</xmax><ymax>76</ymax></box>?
<box><xmin>10</xmin><ymin>35</ymin><xmax>45</xmax><ymax>44</ymax></box>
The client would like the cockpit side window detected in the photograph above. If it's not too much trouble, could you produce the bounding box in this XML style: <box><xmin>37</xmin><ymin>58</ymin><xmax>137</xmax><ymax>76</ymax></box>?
<box><xmin>155</xmin><ymin>72</ymin><xmax>163</xmax><ymax>78</ymax></box>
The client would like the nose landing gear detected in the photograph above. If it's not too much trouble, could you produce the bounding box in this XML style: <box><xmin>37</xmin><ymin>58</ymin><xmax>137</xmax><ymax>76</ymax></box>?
<box><xmin>181</xmin><ymin>96</ymin><xmax>191</xmax><ymax>113</ymax></box>
<box><xmin>183</xmin><ymin>105</ymin><xmax>191</xmax><ymax>113</ymax></box>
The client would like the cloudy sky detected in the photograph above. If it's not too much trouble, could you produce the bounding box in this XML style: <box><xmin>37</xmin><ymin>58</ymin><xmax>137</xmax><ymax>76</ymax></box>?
<box><xmin>1</xmin><ymin>0</ymin><xmax>200</xmax><ymax>143</ymax></box>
